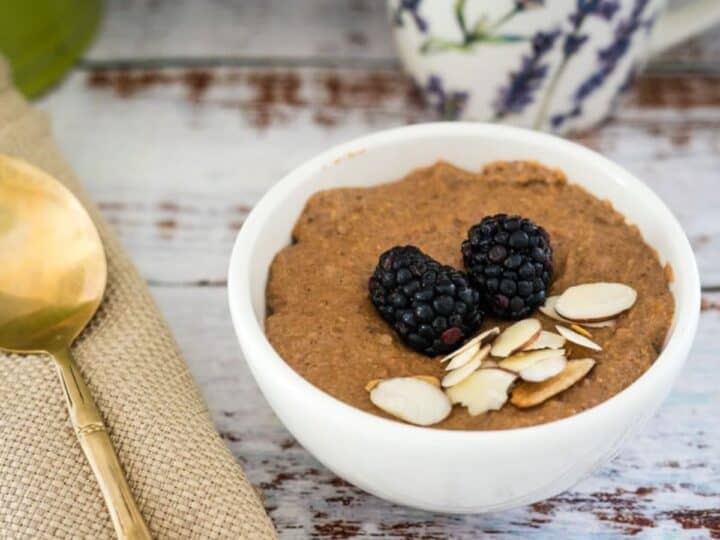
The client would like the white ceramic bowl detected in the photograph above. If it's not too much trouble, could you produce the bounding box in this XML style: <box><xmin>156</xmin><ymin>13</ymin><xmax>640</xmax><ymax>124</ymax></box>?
<box><xmin>228</xmin><ymin>123</ymin><xmax>700</xmax><ymax>513</ymax></box>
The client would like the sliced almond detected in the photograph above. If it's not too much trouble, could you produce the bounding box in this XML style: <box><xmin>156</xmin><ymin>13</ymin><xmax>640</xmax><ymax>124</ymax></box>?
<box><xmin>519</xmin><ymin>354</ymin><xmax>567</xmax><ymax>383</ymax></box>
<box><xmin>570</xmin><ymin>324</ymin><xmax>593</xmax><ymax>338</ymax></box>
<box><xmin>490</xmin><ymin>319</ymin><xmax>542</xmax><ymax>358</ymax></box>
<box><xmin>441</xmin><ymin>326</ymin><xmax>500</xmax><ymax>363</ymax></box>
<box><xmin>522</xmin><ymin>330</ymin><xmax>566</xmax><ymax>351</ymax></box>
<box><xmin>367</xmin><ymin>375</ymin><xmax>440</xmax><ymax>392</ymax></box>
<box><xmin>498</xmin><ymin>348</ymin><xmax>565</xmax><ymax>373</ymax></box>
<box><xmin>555</xmin><ymin>283</ymin><xmax>637</xmax><ymax>322</ymax></box>
<box><xmin>441</xmin><ymin>355</ymin><xmax>482</xmax><ymax>388</ymax></box>
<box><xmin>413</xmin><ymin>375</ymin><xmax>441</xmax><ymax>387</ymax></box>
<box><xmin>556</xmin><ymin>325</ymin><xmax>602</xmax><ymax>351</ymax></box>
<box><xmin>370</xmin><ymin>377</ymin><xmax>452</xmax><ymax>426</ymax></box>
<box><xmin>446</xmin><ymin>343</ymin><xmax>490</xmax><ymax>371</ymax></box>
<box><xmin>539</xmin><ymin>295</ymin><xmax>568</xmax><ymax>322</ymax></box>
<box><xmin>446</xmin><ymin>368</ymin><xmax>517</xmax><ymax>416</ymax></box>
<box><xmin>540</xmin><ymin>295</ymin><xmax>617</xmax><ymax>328</ymax></box>
<box><xmin>511</xmin><ymin>358</ymin><xmax>596</xmax><ymax>408</ymax></box>
<box><xmin>442</xmin><ymin>342</ymin><xmax>479</xmax><ymax>370</ymax></box>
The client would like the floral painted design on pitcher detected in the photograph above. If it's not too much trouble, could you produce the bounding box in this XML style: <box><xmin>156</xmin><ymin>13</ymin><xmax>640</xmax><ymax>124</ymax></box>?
<box><xmin>389</xmin><ymin>0</ymin><xmax>720</xmax><ymax>132</ymax></box>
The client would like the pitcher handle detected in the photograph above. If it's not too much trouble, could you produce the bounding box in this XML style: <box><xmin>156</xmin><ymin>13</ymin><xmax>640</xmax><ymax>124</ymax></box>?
<box><xmin>649</xmin><ymin>0</ymin><xmax>720</xmax><ymax>56</ymax></box>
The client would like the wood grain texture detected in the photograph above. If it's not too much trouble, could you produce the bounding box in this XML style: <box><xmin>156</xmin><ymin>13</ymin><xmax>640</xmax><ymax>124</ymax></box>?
<box><xmin>33</xmin><ymin>1</ymin><xmax>720</xmax><ymax>537</ymax></box>
<box><xmin>86</xmin><ymin>0</ymin><xmax>395</xmax><ymax>65</ymax></box>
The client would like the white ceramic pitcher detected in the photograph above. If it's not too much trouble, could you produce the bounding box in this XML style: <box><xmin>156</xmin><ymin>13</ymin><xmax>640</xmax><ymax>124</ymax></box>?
<box><xmin>389</xmin><ymin>0</ymin><xmax>720</xmax><ymax>132</ymax></box>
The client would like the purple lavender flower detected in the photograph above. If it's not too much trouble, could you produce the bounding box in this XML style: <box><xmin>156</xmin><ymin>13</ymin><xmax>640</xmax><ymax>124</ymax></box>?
<box><xmin>596</xmin><ymin>1</ymin><xmax>621</xmax><ymax>19</ymax></box>
<box><xmin>570</xmin><ymin>0</ymin><xmax>621</xmax><ymax>27</ymax></box>
<box><xmin>565</xmin><ymin>0</ymin><xmax>620</xmax><ymax>55</ymax></box>
<box><xmin>531</xmin><ymin>30</ymin><xmax>559</xmax><ymax>54</ymax></box>
<box><xmin>575</xmin><ymin>70</ymin><xmax>606</xmax><ymax>101</ymax></box>
<box><xmin>393</xmin><ymin>0</ymin><xmax>428</xmax><ymax>33</ymax></box>
<box><xmin>550</xmin><ymin>106</ymin><xmax>582</xmax><ymax>129</ymax></box>
<box><xmin>425</xmin><ymin>75</ymin><xmax>469</xmax><ymax>120</ymax></box>
<box><xmin>563</xmin><ymin>34</ymin><xmax>589</xmax><ymax>56</ymax></box>
<box><xmin>494</xmin><ymin>29</ymin><xmax>561</xmax><ymax>118</ymax></box>
<box><xmin>552</xmin><ymin>0</ymin><xmax>653</xmax><ymax>129</ymax></box>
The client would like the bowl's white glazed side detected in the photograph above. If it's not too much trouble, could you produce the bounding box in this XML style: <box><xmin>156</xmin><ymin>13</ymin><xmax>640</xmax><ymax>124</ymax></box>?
<box><xmin>230</xmin><ymin>123</ymin><xmax>699</xmax><ymax>513</ymax></box>
<box><xmin>242</xmin><ymin>355</ymin><xmax>681</xmax><ymax>513</ymax></box>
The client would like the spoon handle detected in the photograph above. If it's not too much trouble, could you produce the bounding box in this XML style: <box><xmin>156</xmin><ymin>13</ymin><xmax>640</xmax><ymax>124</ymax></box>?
<box><xmin>51</xmin><ymin>347</ymin><xmax>152</xmax><ymax>540</ymax></box>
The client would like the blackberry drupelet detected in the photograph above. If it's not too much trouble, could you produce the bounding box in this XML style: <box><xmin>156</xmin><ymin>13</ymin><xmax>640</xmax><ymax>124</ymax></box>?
<box><xmin>369</xmin><ymin>246</ymin><xmax>483</xmax><ymax>356</ymax></box>
<box><xmin>462</xmin><ymin>214</ymin><xmax>553</xmax><ymax>319</ymax></box>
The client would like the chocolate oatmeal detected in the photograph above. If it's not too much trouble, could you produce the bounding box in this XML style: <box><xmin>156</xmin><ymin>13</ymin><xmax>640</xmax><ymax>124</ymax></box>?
<box><xmin>264</xmin><ymin>161</ymin><xmax>674</xmax><ymax>430</ymax></box>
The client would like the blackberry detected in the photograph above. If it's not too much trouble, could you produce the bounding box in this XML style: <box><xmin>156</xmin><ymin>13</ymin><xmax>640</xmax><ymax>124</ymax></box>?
<box><xmin>369</xmin><ymin>246</ymin><xmax>483</xmax><ymax>356</ymax></box>
<box><xmin>461</xmin><ymin>214</ymin><xmax>553</xmax><ymax>319</ymax></box>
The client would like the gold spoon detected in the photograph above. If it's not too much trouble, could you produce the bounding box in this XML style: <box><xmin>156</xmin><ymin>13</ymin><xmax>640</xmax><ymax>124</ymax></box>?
<box><xmin>0</xmin><ymin>155</ymin><xmax>152</xmax><ymax>539</ymax></box>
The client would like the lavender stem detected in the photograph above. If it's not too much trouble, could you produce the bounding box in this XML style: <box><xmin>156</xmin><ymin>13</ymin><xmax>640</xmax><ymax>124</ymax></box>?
<box><xmin>487</xmin><ymin>6</ymin><xmax>520</xmax><ymax>34</ymax></box>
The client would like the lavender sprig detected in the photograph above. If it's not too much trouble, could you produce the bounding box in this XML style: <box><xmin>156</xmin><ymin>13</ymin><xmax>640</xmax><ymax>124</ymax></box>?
<box><xmin>493</xmin><ymin>29</ymin><xmax>561</xmax><ymax>118</ymax></box>
<box><xmin>532</xmin><ymin>0</ymin><xmax>620</xmax><ymax>128</ymax></box>
<box><xmin>392</xmin><ymin>0</ymin><xmax>428</xmax><ymax>33</ymax></box>
<box><xmin>564</xmin><ymin>0</ymin><xmax>620</xmax><ymax>60</ymax></box>
<box><xmin>551</xmin><ymin>0</ymin><xmax>652</xmax><ymax>129</ymax></box>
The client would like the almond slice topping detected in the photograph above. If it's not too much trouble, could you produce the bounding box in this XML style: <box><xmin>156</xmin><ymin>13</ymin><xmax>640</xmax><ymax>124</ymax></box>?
<box><xmin>446</xmin><ymin>368</ymin><xmax>517</xmax><ymax>416</ymax></box>
<box><xmin>522</xmin><ymin>330</ymin><xmax>566</xmax><ymax>351</ymax></box>
<box><xmin>441</xmin><ymin>355</ymin><xmax>483</xmax><ymax>388</ymax></box>
<box><xmin>366</xmin><ymin>375</ymin><xmax>440</xmax><ymax>392</ymax></box>
<box><xmin>540</xmin><ymin>295</ymin><xmax>616</xmax><ymax>328</ymax></box>
<box><xmin>555</xmin><ymin>283</ymin><xmax>637</xmax><ymax>322</ymax></box>
<box><xmin>539</xmin><ymin>295</ymin><xmax>570</xmax><ymax>322</ymax></box>
<box><xmin>498</xmin><ymin>348</ymin><xmax>566</xmax><ymax>373</ymax></box>
<box><xmin>446</xmin><ymin>343</ymin><xmax>490</xmax><ymax>371</ymax></box>
<box><xmin>490</xmin><ymin>319</ymin><xmax>542</xmax><ymax>358</ymax></box>
<box><xmin>441</xmin><ymin>326</ymin><xmax>500</xmax><ymax>363</ymax></box>
<box><xmin>442</xmin><ymin>342</ymin><xmax>479</xmax><ymax>370</ymax></box>
<box><xmin>519</xmin><ymin>354</ymin><xmax>567</xmax><ymax>383</ymax></box>
<box><xmin>556</xmin><ymin>325</ymin><xmax>602</xmax><ymax>351</ymax></box>
<box><xmin>413</xmin><ymin>375</ymin><xmax>441</xmax><ymax>387</ymax></box>
<box><xmin>511</xmin><ymin>358</ymin><xmax>596</xmax><ymax>408</ymax></box>
<box><xmin>369</xmin><ymin>377</ymin><xmax>452</xmax><ymax>426</ymax></box>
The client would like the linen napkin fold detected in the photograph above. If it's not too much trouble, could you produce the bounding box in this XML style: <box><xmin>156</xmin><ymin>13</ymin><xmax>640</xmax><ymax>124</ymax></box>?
<box><xmin>0</xmin><ymin>57</ymin><xmax>276</xmax><ymax>539</ymax></box>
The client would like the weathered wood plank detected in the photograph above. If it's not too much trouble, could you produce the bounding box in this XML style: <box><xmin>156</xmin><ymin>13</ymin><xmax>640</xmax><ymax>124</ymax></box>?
<box><xmin>87</xmin><ymin>0</ymin><xmax>395</xmax><ymax>64</ymax></box>
<box><xmin>156</xmin><ymin>284</ymin><xmax>720</xmax><ymax>539</ymax></box>
<box><xmin>86</xmin><ymin>0</ymin><xmax>720</xmax><ymax>73</ymax></box>
<box><xmin>39</xmin><ymin>66</ymin><xmax>720</xmax><ymax>287</ymax></box>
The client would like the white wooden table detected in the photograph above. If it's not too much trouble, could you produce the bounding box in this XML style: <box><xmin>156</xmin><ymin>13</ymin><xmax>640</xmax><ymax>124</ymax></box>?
<box><xmin>39</xmin><ymin>1</ymin><xmax>719</xmax><ymax>537</ymax></box>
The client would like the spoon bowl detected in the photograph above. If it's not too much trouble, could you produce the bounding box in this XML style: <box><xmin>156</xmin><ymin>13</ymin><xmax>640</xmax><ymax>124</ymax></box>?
<box><xmin>0</xmin><ymin>156</ymin><xmax>105</xmax><ymax>352</ymax></box>
<box><xmin>0</xmin><ymin>155</ymin><xmax>151</xmax><ymax>539</ymax></box>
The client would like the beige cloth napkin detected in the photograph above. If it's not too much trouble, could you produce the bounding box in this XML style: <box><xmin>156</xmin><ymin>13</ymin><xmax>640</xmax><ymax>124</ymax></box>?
<box><xmin>0</xmin><ymin>58</ymin><xmax>276</xmax><ymax>539</ymax></box>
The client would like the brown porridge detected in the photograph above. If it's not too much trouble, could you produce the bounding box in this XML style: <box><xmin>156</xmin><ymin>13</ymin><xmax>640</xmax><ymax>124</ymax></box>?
<box><xmin>265</xmin><ymin>161</ymin><xmax>674</xmax><ymax>430</ymax></box>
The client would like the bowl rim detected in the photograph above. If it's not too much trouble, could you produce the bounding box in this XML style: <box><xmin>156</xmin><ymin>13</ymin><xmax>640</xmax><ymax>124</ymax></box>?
<box><xmin>228</xmin><ymin>122</ymin><xmax>700</xmax><ymax>440</ymax></box>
